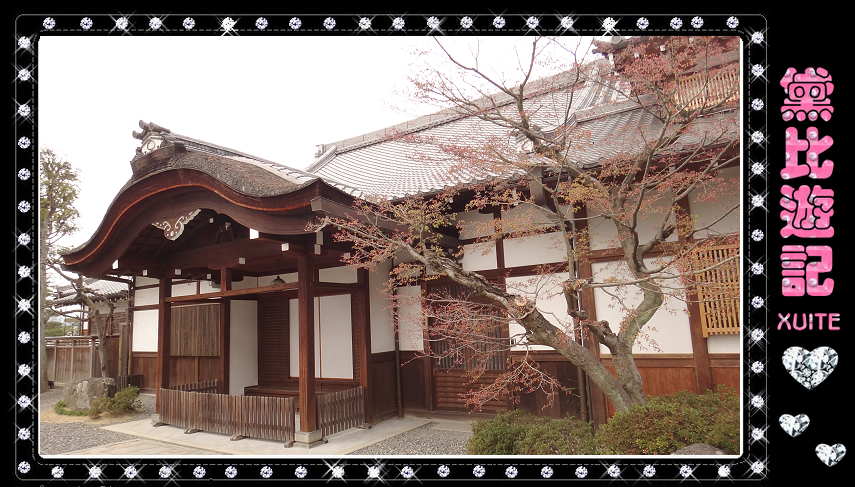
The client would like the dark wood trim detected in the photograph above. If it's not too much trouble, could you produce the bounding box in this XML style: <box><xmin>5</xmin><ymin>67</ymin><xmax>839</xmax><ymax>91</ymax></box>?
<box><xmin>165</xmin><ymin>281</ymin><xmax>299</xmax><ymax>303</ymax></box>
<box><xmin>493</xmin><ymin>208</ymin><xmax>506</xmax><ymax>271</ymax></box>
<box><xmin>297</xmin><ymin>253</ymin><xmax>317</xmax><ymax>432</ymax></box>
<box><xmin>357</xmin><ymin>269</ymin><xmax>374</xmax><ymax>424</ymax></box>
<box><xmin>131</xmin><ymin>304</ymin><xmax>160</xmax><ymax>311</ymax></box>
<box><xmin>132</xmin><ymin>283</ymin><xmax>161</xmax><ymax>290</ymax></box>
<box><xmin>218</xmin><ymin>267</ymin><xmax>231</xmax><ymax>395</ymax></box>
<box><xmin>155</xmin><ymin>278</ymin><xmax>172</xmax><ymax>413</ymax></box>
<box><xmin>132</xmin><ymin>351</ymin><xmax>158</xmax><ymax>358</ymax></box>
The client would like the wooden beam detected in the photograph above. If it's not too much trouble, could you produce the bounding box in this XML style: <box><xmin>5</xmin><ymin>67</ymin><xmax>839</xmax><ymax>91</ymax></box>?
<box><xmin>164</xmin><ymin>281</ymin><xmax>299</xmax><ymax>303</ymax></box>
<box><xmin>155</xmin><ymin>277</ymin><xmax>172</xmax><ymax>414</ymax></box>
<box><xmin>219</xmin><ymin>267</ymin><xmax>231</xmax><ymax>395</ymax></box>
<box><xmin>297</xmin><ymin>253</ymin><xmax>317</xmax><ymax>433</ymax></box>
<box><xmin>166</xmin><ymin>238</ymin><xmax>295</xmax><ymax>271</ymax></box>
<box><xmin>357</xmin><ymin>269</ymin><xmax>373</xmax><ymax>424</ymax></box>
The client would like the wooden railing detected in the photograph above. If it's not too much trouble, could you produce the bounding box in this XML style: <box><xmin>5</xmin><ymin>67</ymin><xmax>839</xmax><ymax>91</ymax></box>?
<box><xmin>159</xmin><ymin>387</ymin><xmax>296</xmax><ymax>446</ymax></box>
<box><xmin>676</xmin><ymin>69</ymin><xmax>739</xmax><ymax>111</ymax></box>
<box><xmin>168</xmin><ymin>379</ymin><xmax>219</xmax><ymax>393</ymax></box>
<box><xmin>316</xmin><ymin>386</ymin><xmax>368</xmax><ymax>438</ymax></box>
<box><xmin>691</xmin><ymin>243</ymin><xmax>740</xmax><ymax>337</ymax></box>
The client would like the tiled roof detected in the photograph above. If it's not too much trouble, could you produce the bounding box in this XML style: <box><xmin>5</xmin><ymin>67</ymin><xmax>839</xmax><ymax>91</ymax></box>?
<box><xmin>306</xmin><ymin>60</ymin><xmax>737</xmax><ymax>200</ymax></box>
<box><xmin>53</xmin><ymin>278</ymin><xmax>129</xmax><ymax>305</ymax></box>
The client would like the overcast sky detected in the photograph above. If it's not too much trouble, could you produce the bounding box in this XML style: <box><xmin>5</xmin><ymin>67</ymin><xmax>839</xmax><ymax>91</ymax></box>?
<box><xmin>38</xmin><ymin>35</ymin><xmax>598</xmax><ymax>250</ymax></box>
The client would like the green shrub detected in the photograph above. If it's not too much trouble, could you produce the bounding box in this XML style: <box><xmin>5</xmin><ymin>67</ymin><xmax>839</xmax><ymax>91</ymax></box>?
<box><xmin>595</xmin><ymin>386</ymin><xmax>739</xmax><ymax>455</ymax></box>
<box><xmin>518</xmin><ymin>416</ymin><xmax>597</xmax><ymax>455</ymax></box>
<box><xmin>53</xmin><ymin>400</ymin><xmax>88</xmax><ymax>417</ymax></box>
<box><xmin>467</xmin><ymin>409</ymin><xmax>597</xmax><ymax>455</ymax></box>
<box><xmin>88</xmin><ymin>386</ymin><xmax>142</xmax><ymax>418</ymax></box>
<box><xmin>467</xmin><ymin>409</ymin><xmax>539</xmax><ymax>455</ymax></box>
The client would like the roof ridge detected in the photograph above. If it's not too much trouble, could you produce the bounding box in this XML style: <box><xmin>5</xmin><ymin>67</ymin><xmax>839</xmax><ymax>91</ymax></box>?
<box><xmin>306</xmin><ymin>59</ymin><xmax>611</xmax><ymax>174</ymax></box>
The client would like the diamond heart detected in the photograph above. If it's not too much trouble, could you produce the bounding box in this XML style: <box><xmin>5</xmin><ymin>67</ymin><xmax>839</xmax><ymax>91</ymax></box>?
<box><xmin>782</xmin><ymin>346</ymin><xmax>837</xmax><ymax>389</ymax></box>
<box><xmin>779</xmin><ymin>414</ymin><xmax>810</xmax><ymax>437</ymax></box>
<box><xmin>816</xmin><ymin>444</ymin><xmax>846</xmax><ymax>467</ymax></box>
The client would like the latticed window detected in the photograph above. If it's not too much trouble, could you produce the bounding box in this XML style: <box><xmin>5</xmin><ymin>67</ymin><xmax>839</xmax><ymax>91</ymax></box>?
<box><xmin>676</xmin><ymin>69</ymin><xmax>739</xmax><ymax>111</ymax></box>
<box><xmin>429</xmin><ymin>283</ymin><xmax>508</xmax><ymax>371</ymax></box>
<box><xmin>691</xmin><ymin>242</ymin><xmax>740</xmax><ymax>337</ymax></box>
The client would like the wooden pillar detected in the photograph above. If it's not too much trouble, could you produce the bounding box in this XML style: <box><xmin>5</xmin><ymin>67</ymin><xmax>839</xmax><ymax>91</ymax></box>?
<box><xmin>675</xmin><ymin>198</ymin><xmax>714</xmax><ymax>394</ymax></box>
<box><xmin>357</xmin><ymin>268</ymin><xmax>373</xmax><ymax>424</ymax></box>
<box><xmin>297</xmin><ymin>253</ymin><xmax>317</xmax><ymax>433</ymax></box>
<box><xmin>219</xmin><ymin>267</ymin><xmax>232</xmax><ymax>395</ymax></box>
<box><xmin>155</xmin><ymin>277</ymin><xmax>172</xmax><ymax>413</ymax></box>
<box><xmin>89</xmin><ymin>336</ymin><xmax>96</xmax><ymax>378</ymax></box>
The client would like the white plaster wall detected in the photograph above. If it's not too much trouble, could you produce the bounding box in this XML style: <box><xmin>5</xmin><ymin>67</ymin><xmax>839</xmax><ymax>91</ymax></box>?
<box><xmin>688</xmin><ymin>166</ymin><xmax>741</xmax><ymax>238</ymax></box>
<box><xmin>396</xmin><ymin>286</ymin><xmax>424</xmax><ymax>352</ymax></box>
<box><xmin>171</xmin><ymin>281</ymin><xmax>197</xmax><ymax>297</ymax></box>
<box><xmin>230</xmin><ymin>276</ymin><xmax>258</xmax><ymax>290</ymax></box>
<box><xmin>258</xmin><ymin>272</ymin><xmax>298</xmax><ymax>285</ymax></box>
<box><xmin>319</xmin><ymin>266</ymin><xmax>358</xmax><ymax>283</ymax></box>
<box><xmin>502</xmin><ymin>203</ymin><xmax>554</xmax><ymax>227</ymax></box>
<box><xmin>318</xmin><ymin>294</ymin><xmax>353</xmax><ymax>379</ymax></box>
<box><xmin>370</xmin><ymin>260</ymin><xmax>395</xmax><ymax>353</ymax></box>
<box><xmin>229</xmin><ymin>300</ymin><xmax>258</xmax><ymax>395</ymax></box>
<box><xmin>587</xmin><ymin>194</ymin><xmax>681</xmax><ymax>251</ymax></box>
<box><xmin>134</xmin><ymin>287</ymin><xmax>159</xmax><ymax>307</ymax></box>
<box><xmin>591</xmin><ymin>258</ymin><xmax>693</xmax><ymax>354</ymax></box>
<box><xmin>506</xmin><ymin>273</ymin><xmax>571</xmax><ymax>351</ymax></box>
<box><xmin>288</xmin><ymin>296</ymin><xmax>354</xmax><ymax>379</ymax></box>
<box><xmin>199</xmin><ymin>280</ymin><xmax>217</xmax><ymax>294</ymax></box>
<box><xmin>461</xmin><ymin>242</ymin><xmax>497</xmax><ymax>272</ymax></box>
<box><xmin>135</xmin><ymin>276</ymin><xmax>158</xmax><ymax>286</ymax></box>
<box><xmin>504</xmin><ymin>232</ymin><xmax>567</xmax><ymax>268</ymax></box>
<box><xmin>707</xmin><ymin>334</ymin><xmax>741</xmax><ymax>353</ymax></box>
<box><xmin>457</xmin><ymin>209</ymin><xmax>495</xmax><ymax>239</ymax></box>
<box><xmin>132</xmin><ymin>309</ymin><xmax>158</xmax><ymax>351</ymax></box>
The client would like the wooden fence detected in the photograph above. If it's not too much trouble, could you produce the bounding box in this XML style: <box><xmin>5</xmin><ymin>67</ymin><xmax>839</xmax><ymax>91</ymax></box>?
<box><xmin>46</xmin><ymin>336</ymin><xmax>119</xmax><ymax>385</ymax></box>
<box><xmin>317</xmin><ymin>386</ymin><xmax>368</xmax><ymax>438</ymax></box>
<box><xmin>116</xmin><ymin>374</ymin><xmax>144</xmax><ymax>391</ymax></box>
<box><xmin>159</xmin><ymin>386</ymin><xmax>296</xmax><ymax>446</ymax></box>
<box><xmin>168</xmin><ymin>379</ymin><xmax>219</xmax><ymax>393</ymax></box>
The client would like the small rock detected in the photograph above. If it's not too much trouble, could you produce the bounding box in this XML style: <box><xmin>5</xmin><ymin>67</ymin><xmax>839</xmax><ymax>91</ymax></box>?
<box><xmin>62</xmin><ymin>377</ymin><xmax>117</xmax><ymax>411</ymax></box>
<box><xmin>672</xmin><ymin>443</ymin><xmax>726</xmax><ymax>455</ymax></box>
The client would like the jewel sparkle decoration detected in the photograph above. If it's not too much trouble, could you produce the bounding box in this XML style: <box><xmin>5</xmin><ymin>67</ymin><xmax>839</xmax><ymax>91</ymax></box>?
<box><xmin>331</xmin><ymin>466</ymin><xmax>345</xmax><ymax>479</ymax></box>
<box><xmin>751</xmin><ymin>162</ymin><xmax>764</xmax><ymax>175</ymax></box>
<box><xmin>460</xmin><ymin>17</ymin><xmax>473</xmax><ymax>29</ymax></box>
<box><xmin>752</xmin><ymin>99</ymin><xmax>764</xmax><ymax>111</ymax></box>
<box><xmin>289</xmin><ymin>18</ymin><xmax>301</xmax><ymax>30</ymax></box>
<box><xmin>751</xmin><ymin>328</ymin><xmax>764</xmax><ymax>342</ymax></box>
<box><xmin>183</xmin><ymin>18</ymin><xmax>195</xmax><ymax>30</ymax></box>
<box><xmin>18</xmin><ymin>104</ymin><xmax>31</xmax><ymax>117</ymax></box>
<box><xmin>752</xmin><ymin>64</ymin><xmax>764</xmax><ymax>77</ymax></box>
<box><xmin>159</xmin><ymin>466</ymin><xmax>172</xmax><ymax>479</ymax></box>
<box><xmin>18</xmin><ymin>428</ymin><xmax>31</xmax><ymax>440</ymax></box>
<box><xmin>295</xmin><ymin>466</ymin><xmax>307</xmax><ymax>478</ymax></box>
<box><xmin>19</xmin><ymin>201</ymin><xmax>31</xmax><ymax>213</ymax></box>
<box><xmin>643</xmin><ymin>465</ymin><xmax>655</xmax><ymax>477</ymax></box>
<box><xmin>19</xmin><ymin>462</ymin><xmax>31</xmax><ymax>474</ymax></box>
<box><xmin>691</xmin><ymin>16</ymin><xmax>704</xmax><ymax>28</ymax></box>
<box><xmin>751</xmin><ymin>394</ymin><xmax>765</xmax><ymax>408</ymax></box>
<box><xmin>751</xmin><ymin>296</ymin><xmax>764</xmax><ymax>308</ymax></box>
<box><xmin>427</xmin><ymin>16</ymin><xmax>440</xmax><ymax>29</ymax></box>
<box><xmin>780</xmin><ymin>414</ymin><xmax>810</xmax><ymax>437</ymax></box>
<box><xmin>602</xmin><ymin>17</ymin><xmax>617</xmax><ymax>31</ymax></box>
<box><xmin>816</xmin><ymin>444</ymin><xmax>846</xmax><ymax>467</ymax></box>
<box><xmin>575</xmin><ymin>466</ymin><xmax>588</xmax><ymax>478</ymax></box>
<box><xmin>18</xmin><ymin>364</ymin><xmax>31</xmax><ymax>376</ymax></box>
<box><xmin>90</xmin><ymin>467</ymin><xmax>102</xmax><ymax>478</ymax></box>
<box><xmin>19</xmin><ymin>331</ymin><xmax>31</xmax><ymax>343</ymax></box>
<box><xmin>19</xmin><ymin>137</ymin><xmax>31</xmax><ymax>149</ymax></box>
<box><xmin>19</xmin><ymin>168</ymin><xmax>31</xmax><ymax>180</ymax></box>
<box><xmin>751</xmin><ymin>461</ymin><xmax>764</xmax><ymax>474</ymax></box>
<box><xmin>18</xmin><ymin>36</ymin><xmax>31</xmax><ymax>49</ymax></box>
<box><xmin>751</xmin><ymin>195</ymin><xmax>763</xmax><ymax>207</ymax></box>
<box><xmin>81</xmin><ymin>17</ymin><xmax>93</xmax><ymax>30</ymax></box>
<box><xmin>505</xmin><ymin>466</ymin><xmax>518</xmax><ymax>478</ymax></box>
<box><xmin>726</xmin><ymin>16</ymin><xmax>739</xmax><ymax>28</ymax></box>
<box><xmin>125</xmin><ymin>466</ymin><xmax>138</xmax><ymax>478</ymax></box>
<box><xmin>260</xmin><ymin>466</ymin><xmax>272</xmax><ymax>478</ymax></box>
<box><xmin>473</xmin><ymin>465</ymin><xmax>485</xmax><ymax>478</ymax></box>
<box><xmin>751</xmin><ymin>262</ymin><xmax>763</xmax><ymax>274</ymax></box>
<box><xmin>401</xmin><ymin>466</ymin><xmax>414</xmax><ymax>479</ymax></box>
<box><xmin>52</xmin><ymin>466</ymin><xmax>64</xmax><ymax>478</ymax></box>
<box><xmin>256</xmin><ymin>18</ymin><xmax>268</xmax><ymax>30</ymax></box>
<box><xmin>541</xmin><ymin>466</ymin><xmax>553</xmax><ymax>478</ymax></box>
<box><xmin>670</xmin><ymin>17</ymin><xmax>682</xmax><ymax>30</ymax></box>
<box><xmin>679</xmin><ymin>465</ymin><xmax>692</xmax><ymax>478</ymax></box>
<box><xmin>222</xmin><ymin>17</ymin><xmax>237</xmax><ymax>32</ymax></box>
<box><xmin>367</xmin><ymin>465</ymin><xmax>380</xmax><ymax>479</ymax></box>
<box><xmin>116</xmin><ymin>17</ymin><xmax>129</xmax><ymax>30</ymax></box>
<box><xmin>19</xmin><ymin>298</ymin><xmax>32</xmax><ymax>314</ymax></box>
<box><xmin>492</xmin><ymin>16</ymin><xmax>505</xmax><ymax>28</ymax></box>
<box><xmin>359</xmin><ymin>18</ymin><xmax>371</xmax><ymax>30</ymax></box>
<box><xmin>783</xmin><ymin>346</ymin><xmax>838</xmax><ymax>389</ymax></box>
<box><xmin>636</xmin><ymin>17</ymin><xmax>649</xmax><ymax>29</ymax></box>
<box><xmin>149</xmin><ymin>17</ymin><xmax>162</xmax><ymax>30</ymax></box>
<box><xmin>751</xmin><ymin>361</ymin><xmax>764</xmax><ymax>373</ymax></box>
<box><xmin>561</xmin><ymin>17</ymin><xmax>574</xmax><ymax>29</ymax></box>
<box><xmin>607</xmin><ymin>465</ymin><xmax>620</xmax><ymax>478</ymax></box>
<box><xmin>44</xmin><ymin>17</ymin><xmax>56</xmax><ymax>29</ymax></box>
<box><xmin>751</xmin><ymin>131</ymin><xmax>765</xmax><ymax>144</ymax></box>
<box><xmin>751</xmin><ymin>229</ymin><xmax>764</xmax><ymax>242</ymax></box>
<box><xmin>438</xmin><ymin>465</ymin><xmax>450</xmax><ymax>478</ymax></box>
<box><xmin>526</xmin><ymin>16</ymin><xmax>539</xmax><ymax>29</ymax></box>
<box><xmin>324</xmin><ymin>17</ymin><xmax>336</xmax><ymax>30</ymax></box>
<box><xmin>18</xmin><ymin>68</ymin><xmax>31</xmax><ymax>82</ymax></box>
<box><xmin>752</xmin><ymin>428</ymin><xmax>764</xmax><ymax>440</ymax></box>
<box><xmin>225</xmin><ymin>466</ymin><xmax>237</xmax><ymax>479</ymax></box>
<box><xmin>193</xmin><ymin>466</ymin><xmax>206</xmax><ymax>478</ymax></box>
<box><xmin>751</xmin><ymin>32</ymin><xmax>764</xmax><ymax>44</ymax></box>
<box><xmin>393</xmin><ymin>17</ymin><xmax>405</xmax><ymax>30</ymax></box>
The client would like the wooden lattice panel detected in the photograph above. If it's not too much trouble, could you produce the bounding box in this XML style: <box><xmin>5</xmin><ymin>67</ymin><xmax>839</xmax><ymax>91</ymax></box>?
<box><xmin>676</xmin><ymin>70</ymin><xmax>739</xmax><ymax>111</ymax></box>
<box><xmin>692</xmin><ymin>243</ymin><xmax>740</xmax><ymax>337</ymax></box>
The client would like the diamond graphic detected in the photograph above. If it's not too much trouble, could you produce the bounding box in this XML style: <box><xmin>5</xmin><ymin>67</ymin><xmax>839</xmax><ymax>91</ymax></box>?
<box><xmin>816</xmin><ymin>444</ymin><xmax>846</xmax><ymax>467</ymax></box>
<box><xmin>783</xmin><ymin>346</ymin><xmax>838</xmax><ymax>389</ymax></box>
<box><xmin>779</xmin><ymin>414</ymin><xmax>810</xmax><ymax>437</ymax></box>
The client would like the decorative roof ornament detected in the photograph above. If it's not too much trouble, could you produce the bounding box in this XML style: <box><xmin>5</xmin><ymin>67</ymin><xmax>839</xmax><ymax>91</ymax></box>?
<box><xmin>152</xmin><ymin>208</ymin><xmax>201</xmax><ymax>240</ymax></box>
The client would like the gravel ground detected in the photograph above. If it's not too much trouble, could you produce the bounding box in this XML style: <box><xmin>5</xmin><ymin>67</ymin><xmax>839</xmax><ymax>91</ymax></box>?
<box><xmin>38</xmin><ymin>388</ymin><xmax>473</xmax><ymax>456</ymax></box>
<box><xmin>38</xmin><ymin>387</ymin><xmax>157</xmax><ymax>455</ymax></box>
<box><xmin>349</xmin><ymin>422</ymin><xmax>472</xmax><ymax>456</ymax></box>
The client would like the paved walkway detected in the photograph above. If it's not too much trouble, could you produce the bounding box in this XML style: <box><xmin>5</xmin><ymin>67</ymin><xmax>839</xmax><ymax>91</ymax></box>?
<box><xmin>62</xmin><ymin>416</ymin><xmax>471</xmax><ymax>456</ymax></box>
